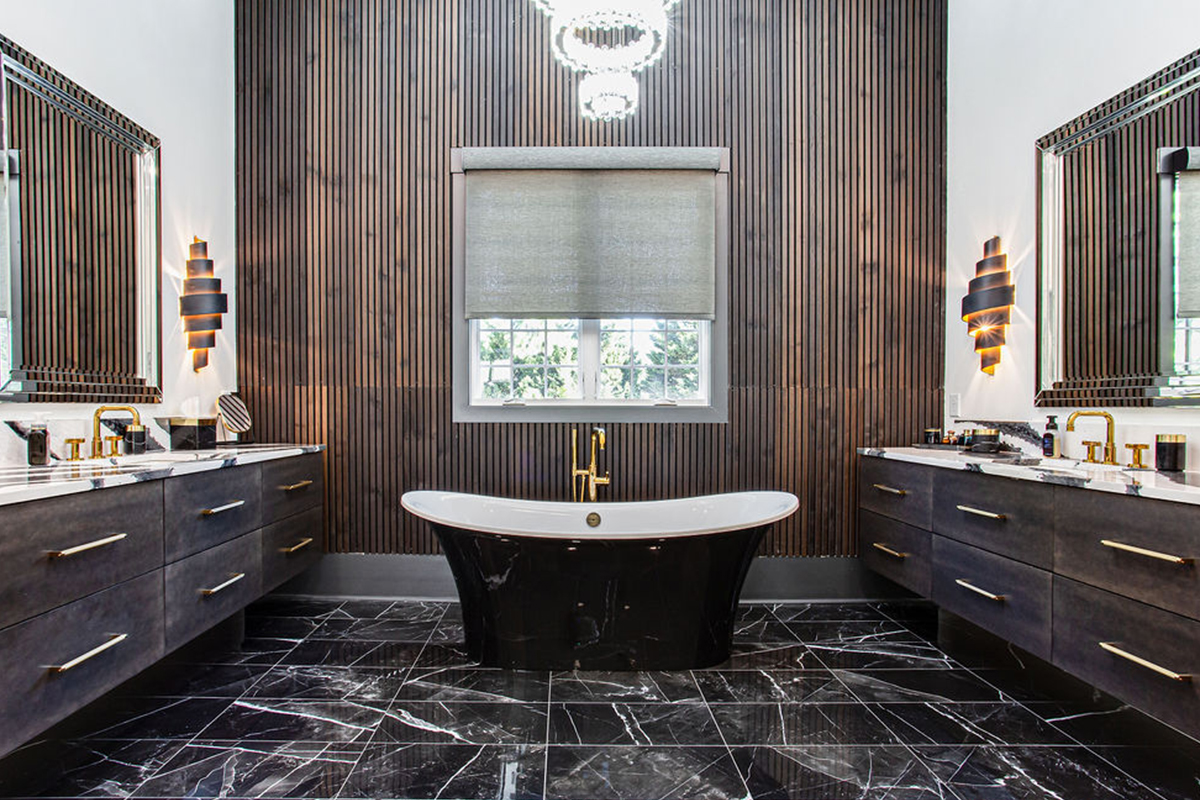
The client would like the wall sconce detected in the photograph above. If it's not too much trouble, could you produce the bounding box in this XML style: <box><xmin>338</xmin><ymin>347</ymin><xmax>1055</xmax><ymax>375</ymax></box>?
<box><xmin>180</xmin><ymin>237</ymin><xmax>227</xmax><ymax>371</ymax></box>
<box><xmin>961</xmin><ymin>235</ymin><xmax>1015</xmax><ymax>375</ymax></box>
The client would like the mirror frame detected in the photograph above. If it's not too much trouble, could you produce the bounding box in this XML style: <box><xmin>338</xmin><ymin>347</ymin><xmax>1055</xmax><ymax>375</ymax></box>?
<box><xmin>1036</xmin><ymin>47</ymin><xmax>1200</xmax><ymax>407</ymax></box>
<box><xmin>0</xmin><ymin>33</ymin><xmax>162</xmax><ymax>403</ymax></box>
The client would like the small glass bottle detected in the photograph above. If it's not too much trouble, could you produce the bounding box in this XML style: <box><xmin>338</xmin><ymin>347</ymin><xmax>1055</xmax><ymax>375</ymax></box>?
<box><xmin>1156</xmin><ymin>434</ymin><xmax>1187</xmax><ymax>472</ymax></box>
<box><xmin>1042</xmin><ymin>416</ymin><xmax>1060</xmax><ymax>458</ymax></box>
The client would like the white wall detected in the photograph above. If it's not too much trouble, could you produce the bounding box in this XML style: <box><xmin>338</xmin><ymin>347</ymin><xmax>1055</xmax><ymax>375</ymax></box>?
<box><xmin>946</xmin><ymin>0</ymin><xmax>1200</xmax><ymax>459</ymax></box>
<box><xmin>0</xmin><ymin>1</ymin><xmax>235</xmax><ymax>457</ymax></box>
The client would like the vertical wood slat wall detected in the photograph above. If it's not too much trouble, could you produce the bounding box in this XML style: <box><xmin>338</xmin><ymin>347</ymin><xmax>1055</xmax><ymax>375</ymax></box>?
<box><xmin>6</xmin><ymin>82</ymin><xmax>138</xmax><ymax>377</ymax></box>
<box><xmin>235</xmin><ymin>0</ymin><xmax>947</xmax><ymax>556</ymax></box>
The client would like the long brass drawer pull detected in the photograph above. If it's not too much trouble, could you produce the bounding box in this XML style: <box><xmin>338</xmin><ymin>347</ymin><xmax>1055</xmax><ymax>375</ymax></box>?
<box><xmin>1099</xmin><ymin>641</ymin><xmax>1192</xmax><ymax>682</ymax></box>
<box><xmin>1100</xmin><ymin>539</ymin><xmax>1194</xmax><ymax>565</ymax></box>
<box><xmin>872</xmin><ymin>484</ymin><xmax>907</xmax><ymax>496</ymax></box>
<box><xmin>200</xmin><ymin>572</ymin><xmax>246</xmax><ymax>596</ymax></box>
<box><xmin>48</xmin><ymin>633</ymin><xmax>128</xmax><ymax>673</ymax></box>
<box><xmin>201</xmin><ymin>500</ymin><xmax>246</xmax><ymax>517</ymax></box>
<box><xmin>955</xmin><ymin>578</ymin><xmax>1005</xmax><ymax>602</ymax></box>
<box><xmin>281</xmin><ymin>479</ymin><xmax>314</xmax><ymax>492</ymax></box>
<box><xmin>46</xmin><ymin>532</ymin><xmax>128</xmax><ymax>558</ymax></box>
<box><xmin>956</xmin><ymin>504</ymin><xmax>1006</xmax><ymax>521</ymax></box>
<box><xmin>281</xmin><ymin>537</ymin><xmax>314</xmax><ymax>554</ymax></box>
<box><xmin>871</xmin><ymin>542</ymin><xmax>908</xmax><ymax>559</ymax></box>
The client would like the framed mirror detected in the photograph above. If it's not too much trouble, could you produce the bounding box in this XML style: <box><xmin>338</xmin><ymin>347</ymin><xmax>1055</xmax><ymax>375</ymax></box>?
<box><xmin>0</xmin><ymin>34</ymin><xmax>161</xmax><ymax>402</ymax></box>
<box><xmin>1037</xmin><ymin>47</ymin><xmax>1200</xmax><ymax>407</ymax></box>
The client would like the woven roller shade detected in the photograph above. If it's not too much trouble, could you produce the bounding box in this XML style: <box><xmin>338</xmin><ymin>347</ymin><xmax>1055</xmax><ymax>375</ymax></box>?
<box><xmin>464</xmin><ymin>167</ymin><xmax>717</xmax><ymax>319</ymax></box>
<box><xmin>1177</xmin><ymin>170</ymin><xmax>1200</xmax><ymax>318</ymax></box>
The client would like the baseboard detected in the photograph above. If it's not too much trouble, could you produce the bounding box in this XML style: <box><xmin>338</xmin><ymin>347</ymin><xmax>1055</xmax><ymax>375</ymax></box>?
<box><xmin>279</xmin><ymin>553</ymin><xmax>915</xmax><ymax>602</ymax></box>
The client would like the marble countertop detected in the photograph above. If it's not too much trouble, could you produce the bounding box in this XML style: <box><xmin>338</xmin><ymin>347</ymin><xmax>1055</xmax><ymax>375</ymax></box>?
<box><xmin>859</xmin><ymin>446</ymin><xmax>1200</xmax><ymax>507</ymax></box>
<box><xmin>0</xmin><ymin>444</ymin><xmax>324</xmax><ymax>508</ymax></box>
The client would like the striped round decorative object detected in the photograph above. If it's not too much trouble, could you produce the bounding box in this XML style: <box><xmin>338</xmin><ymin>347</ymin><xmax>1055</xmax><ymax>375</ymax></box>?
<box><xmin>217</xmin><ymin>393</ymin><xmax>253</xmax><ymax>434</ymax></box>
<box><xmin>961</xmin><ymin>235</ymin><xmax>1015</xmax><ymax>375</ymax></box>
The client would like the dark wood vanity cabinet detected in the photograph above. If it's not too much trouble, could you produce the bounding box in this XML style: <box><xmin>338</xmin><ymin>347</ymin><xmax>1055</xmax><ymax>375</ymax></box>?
<box><xmin>858</xmin><ymin>455</ymin><xmax>1200</xmax><ymax>740</ymax></box>
<box><xmin>0</xmin><ymin>452</ymin><xmax>325</xmax><ymax>757</ymax></box>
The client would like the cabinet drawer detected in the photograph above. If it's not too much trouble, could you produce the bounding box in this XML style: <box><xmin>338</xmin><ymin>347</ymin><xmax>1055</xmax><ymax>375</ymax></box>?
<box><xmin>164</xmin><ymin>466</ymin><xmax>262</xmax><ymax>562</ymax></box>
<box><xmin>932</xmin><ymin>470</ymin><xmax>1054</xmax><ymax>568</ymax></box>
<box><xmin>164</xmin><ymin>532</ymin><xmax>261</xmax><ymax>650</ymax></box>
<box><xmin>1055</xmin><ymin>488</ymin><xmax>1200</xmax><ymax>620</ymax></box>
<box><xmin>262</xmin><ymin>506</ymin><xmax>324</xmax><ymax>592</ymax></box>
<box><xmin>858</xmin><ymin>510</ymin><xmax>931</xmax><ymax>596</ymax></box>
<box><xmin>932</xmin><ymin>536</ymin><xmax>1052</xmax><ymax>659</ymax></box>
<box><xmin>261</xmin><ymin>453</ymin><xmax>324</xmax><ymax>525</ymax></box>
<box><xmin>1053</xmin><ymin>577</ymin><xmax>1200</xmax><ymax>739</ymax></box>
<box><xmin>0</xmin><ymin>482</ymin><xmax>163</xmax><ymax>628</ymax></box>
<box><xmin>0</xmin><ymin>571</ymin><xmax>163</xmax><ymax>757</ymax></box>
<box><xmin>859</xmin><ymin>458</ymin><xmax>933</xmax><ymax>529</ymax></box>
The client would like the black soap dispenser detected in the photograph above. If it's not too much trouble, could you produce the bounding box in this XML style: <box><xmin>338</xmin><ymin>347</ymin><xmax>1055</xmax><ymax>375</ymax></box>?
<box><xmin>1042</xmin><ymin>415</ymin><xmax>1060</xmax><ymax>458</ymax></box>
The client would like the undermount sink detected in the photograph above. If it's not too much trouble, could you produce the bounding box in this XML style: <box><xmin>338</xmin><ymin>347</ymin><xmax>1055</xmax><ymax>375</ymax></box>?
<box><xmin>1031</xmin><ymin>458</ymin><xmax>1130</xmax><ymax>474</ymax></box>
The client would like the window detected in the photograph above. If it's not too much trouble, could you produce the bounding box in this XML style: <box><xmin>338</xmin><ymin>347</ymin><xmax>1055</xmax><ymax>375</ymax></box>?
<box><xmin>471</xmin><ymin>318</ymin><xmax>710</xmax><ymax>406</ymax></box>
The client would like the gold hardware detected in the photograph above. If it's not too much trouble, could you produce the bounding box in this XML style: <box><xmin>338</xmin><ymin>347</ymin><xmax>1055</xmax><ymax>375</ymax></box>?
<box><xmin>956</xmin><ymin>504</ymin><xmax>1006</xmax><ymax>521</ymax></box>
<box><xmin>200</xmin><ymin>500</ymin><xmax>246</xmax><ymax>517</ymax></box>
<box><xmin>954</xmin><ymin>578</ymin><xmax>1005</xmax><ymax>602</ymax></box>
<box><xmin>200</xmin><ymin>572</ymin><xmax>246</xmax><ymax>596</ymax></box>
<box><xmin>91</xmin><ymin>406</ymin><xmax>142</xmax><ymax>459</ymax></box>
<box><xmin>1125</xmin><ymin>443</ymin><xmax>1150</xmax><ymax>469</ymax></box>
<box><xmin>570</xmin><ymin>427</ymin><xmax>611</xmax><ymax>502</ymax></box>
<box><xmin>872</xmin><ymin>484</ymin><xmax>907</xmax><ymax>496</ymax></box>
<box><xmin>280</xmin><ymin>537</ymin><xmax>313</xmax><ymax>554</ymax></box>
<box><xmin>105</xmin><ymin>435</ymin><xmax>123</xmax><ymax>457</ymax></box>
<box><xmin>1098</xmin><ymin>641</ymin><xmax>1192</xmax><ymax>682</ymax></box>
<box><xmin>586</xmin><ymin>512</ymin><xmax>601</xmax><ymax>527</ymax></box>
<box><xmin>1066</xmin><ymin>411</ymin><xmax>1117</xmax><ymax>465</ymax></box>
<box><xmin>1080</xmin><ymin>440</ymin><xmax>1103</xmax><ymax>464</ymax></box>
<box><xmin>47</xmin><ymin>633</ymin><xmax>128</xmax><ymax>673</ymax></box>
<box><xmin>64</xmin><ymin>438</ymin><xmax>85</xmax><ymax>462</ymax></box>
<box><xmin>872</xmin><ymin>542</ymin><xmax>907</xmax><ymax>559</ymax></box>
<box><xmin>281</xmin><ymin>480</ymin><xmax>314</xmax><ymax>492</ymax></box>
<box><xmin>47</xmin><ymin>532</ymin><xmax>127</xmax><ymax>558</ymax></box>
<box><xmin>1100</xmin><ymin>539</ymin><xmax>1193</xmax><ymax>565</ymax></box>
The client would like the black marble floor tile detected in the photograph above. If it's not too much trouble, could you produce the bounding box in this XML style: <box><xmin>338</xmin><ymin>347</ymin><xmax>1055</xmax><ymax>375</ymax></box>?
<box><xmin>399</xmin><ymin>667</ymin><xmax>550</xmax><ymax>703</ymax></box>
<box><xmin>786</xmin><ymin>619</ymin><xmax>919</xmax><ymax>645</ymax></box>
<box><xmin>310</xmin><ymin>617</ymin><xmax>437</xmax><ymax>643</ymax></box>
<box><xmin>548</xmin><ymin>702</ymin><xmax>724</xmax><ymax>746</ymax></box>
<box><xmin>378</xmin><ymin>702</ymin><xmax>548</xmax><ymax>745</ymax></box>
<box><xmin>67</xmin><ymin>697</ymin><xmax>235</xmax><ymax>741</ymax></box>
<box><xmin>245</xmin><ymin>665</ymin><xmax>408</xmax><ymax>702</ymax></box>
<box><xmin>913</xmin><ymin>744</ymin><xmax>1158</xmax><ymax>800</ymax></box>
<box><xmin>179</xmin><ymin>637</ymin><xmax>298</xmax><ymax>666</ymax></box>
<box><xmin>835</xmin><ymin>669</ymin><xmax>1007</xmax><ymax>703</ymax></box>
<box><xmin>871</xmin><ymin>702</ymin><xmax>1074</xmax><ymax>746</ymax></box>
<box><xmin>550</xmin><ymin>670</ymin><xmax>701</xmax><ymax>703</ymax></box>
<box><xmin>771</xmin><ymin>603</ymin><xmax>892</xmax><ymax>622</ymax></box>
<box><xmin>871</xmin><ymin>600</ymin><xmax>939</xmax><ymax>621</ymax></box>
<box><xmin>413</xmin><ymin>642</ymin><xmax>480</xmax><ymax>669</ymax></box>
<box><xmin>966</xmin><ymin>667</ymin><xmax>1100</xmax><ymax>705</ymax></box>
<box><xmin>694</xmin><ymin>670</ymin><xmax>856</xmax><ymax>704</ymax></box>
<box><xmin>1093</xmin><ymin>746</ymin><xmax>1200</xmax><ymax>800</ymax></box>
<box><xmin>1027</xmin><ymin>699</ymin><xmax>1197</xmax><ymax>747</ymax></box>
<box><xmin>710</xmin><ymin>702</ymin><xmax>900</xmax><ymax>746</ymax></box>
<box><xmin>733</xmin><ymin>744</ymin><xmax>953</xmax><ymax>800</ymax></box>
<box><xmin>736</xmin><ymin>604</ymin><xmax>781</xmax><ymax>624</ymax></box>
<box><xmin>338</xmin><ymin>743</ymin><xmax>545</xmax><ymax>800</ymax></box>
<box><xmin>278</xmin><ymin>639</ymin><xmax>422</xmax><ymax>669</ymax></box>
<box><xmin>117</xmin><ymin>663</ymin><xmax>268</xmax><ymax>699</ymax></box>
<box><xmin>131</xmin><ymin>741</ymin><xmax>362</xmax><ymax>799</ymax></box>
<box><xmin>0</xmin><ymin>739</ymin><xmax>184</xmax><ymax>798</ymax></box>
<box><xmin>543</xmin><ymin>746</ymin><xmax>750</xmax><ymax>800</ymax></box>
<box><xmin>428</xmin><ymin>619</ymin><xmax>466</xmax><ymax>644</ymax></box>
<box><xmin>245</xmin><ymin>597</ymin><xmax>346</xmax><ymax>619</ymax></box>
<box><xmin>197</xmin><ymin>700</ymin><xmax>388</xmax><ymax>743</ymax></box>
<box><xmin>706</xmin><ymin>642</ymin><xmax>817</xmax><ymax>671</ymax></box>
<box><xmin>807</xmin><ymin>640</ymin><xmax>959</xmax><ymax>670</ymax></box>
<box><xmin>333</xmin><ymin>600</ymin><xmax>446</xmax><ymax>623</ymax></box>
<box><xmin>244</xmin><ymin>615</ymin><xmax>325</xmax><ymax>641</ymax></box>
<box><xmin>733</xmin><ymin>619</ymin><xmax>800</xmax><ymax>644</ymax></box>
<box><xmin>329</xmin><ymin>599</ymin><xmax>401</xmax><ymax>620</ymax></box>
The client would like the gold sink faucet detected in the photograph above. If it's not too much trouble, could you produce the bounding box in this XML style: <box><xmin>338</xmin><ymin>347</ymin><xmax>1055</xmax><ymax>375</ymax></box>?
<box><xmin>571</xmin><ymin>426</ymin><xmax>611</xmax><ymax>502</ymax></box>
<box><xmin>92</xmin><ymin>405</ymin><xmax>142</xmax><ymax>458</ymax></box>
<box><xmin>1065</xmin><ymin>410</ymin><xmax>1117</xmax><ymax>465</ymax></box>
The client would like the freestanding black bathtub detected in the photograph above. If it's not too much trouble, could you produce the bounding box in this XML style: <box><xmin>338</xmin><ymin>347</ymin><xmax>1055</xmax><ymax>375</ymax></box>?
<box><xmin>400</xmin><ymin>491</ymin><xmax>800</xmax><ymax>670</ymax></box>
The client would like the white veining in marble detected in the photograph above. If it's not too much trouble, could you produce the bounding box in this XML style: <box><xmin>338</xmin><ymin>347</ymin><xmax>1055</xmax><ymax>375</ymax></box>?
<box><xmin>859</xmin><ymin>446</ymin><xmax>1200</xmax><ymax>507</ymax></box>
<box><xmin>0</xmin><ymin>444</ymin><xmax>324</xmax><ymax>508</ymax></box>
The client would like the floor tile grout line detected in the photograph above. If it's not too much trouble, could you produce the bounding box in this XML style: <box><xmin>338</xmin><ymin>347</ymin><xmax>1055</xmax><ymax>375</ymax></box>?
<box><xmin>688</xmin><ymin>668</ymin><xmax>752</xmax><ymax>800</ymax></box>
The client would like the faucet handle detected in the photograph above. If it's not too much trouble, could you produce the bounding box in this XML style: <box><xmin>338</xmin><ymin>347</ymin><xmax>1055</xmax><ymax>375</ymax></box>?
<box><xmin>1126</xmin><ymin>443</ymin><xmax>1150</xmax><ymax>469</ymax></box>
<box><xmin>105</xmin><ymin>435</ymin><xmax>123</xmax><ymax>457</ymax></box>
<box><xmin>64</xmin><ymin>438</ymin><xmax>85</xmax><ymax>462</ymax></box>
<box><xmin>1081</xmin><ymin>440</ymin><xmax>1103</xmax><ymax>464</ymax></box>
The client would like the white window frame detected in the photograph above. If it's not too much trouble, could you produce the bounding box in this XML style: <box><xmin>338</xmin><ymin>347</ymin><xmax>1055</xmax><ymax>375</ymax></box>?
<box><xmin>450</xmin><ymin>148</ymin><xmax>729</xmax><ymax>423</ymax></box>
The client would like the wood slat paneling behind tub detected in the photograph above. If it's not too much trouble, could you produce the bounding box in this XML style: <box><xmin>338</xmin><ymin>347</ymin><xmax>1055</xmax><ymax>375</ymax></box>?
<box><xmin>235</xmin><ymin>0</ymin><xmax>947</xmax><ymax>556</ymax></box>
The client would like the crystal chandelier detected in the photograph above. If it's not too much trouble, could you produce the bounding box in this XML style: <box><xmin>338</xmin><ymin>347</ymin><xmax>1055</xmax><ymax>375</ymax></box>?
<box><xmin>531</xmin><ymin>0</ymin><xmax>681</xmax><ymax>121</ymax></box>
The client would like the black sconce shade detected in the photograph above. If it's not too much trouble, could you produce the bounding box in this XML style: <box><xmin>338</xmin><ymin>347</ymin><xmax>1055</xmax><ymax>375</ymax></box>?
<box><xmin>181</xmin><ymin>237</ymin><xmax>228</xmax><ymax>371</ymax></box>
<box><xmin>961</xmin><ymin>235</ymin><xmax>1015</xmax><ymax>375</ymax></box>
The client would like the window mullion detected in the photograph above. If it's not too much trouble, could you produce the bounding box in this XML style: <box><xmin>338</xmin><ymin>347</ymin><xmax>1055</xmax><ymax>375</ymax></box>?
<box><xmin>580</xmin><ymin>319</ymin><xmax>599</xmax><ymax>401</ymax></box>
